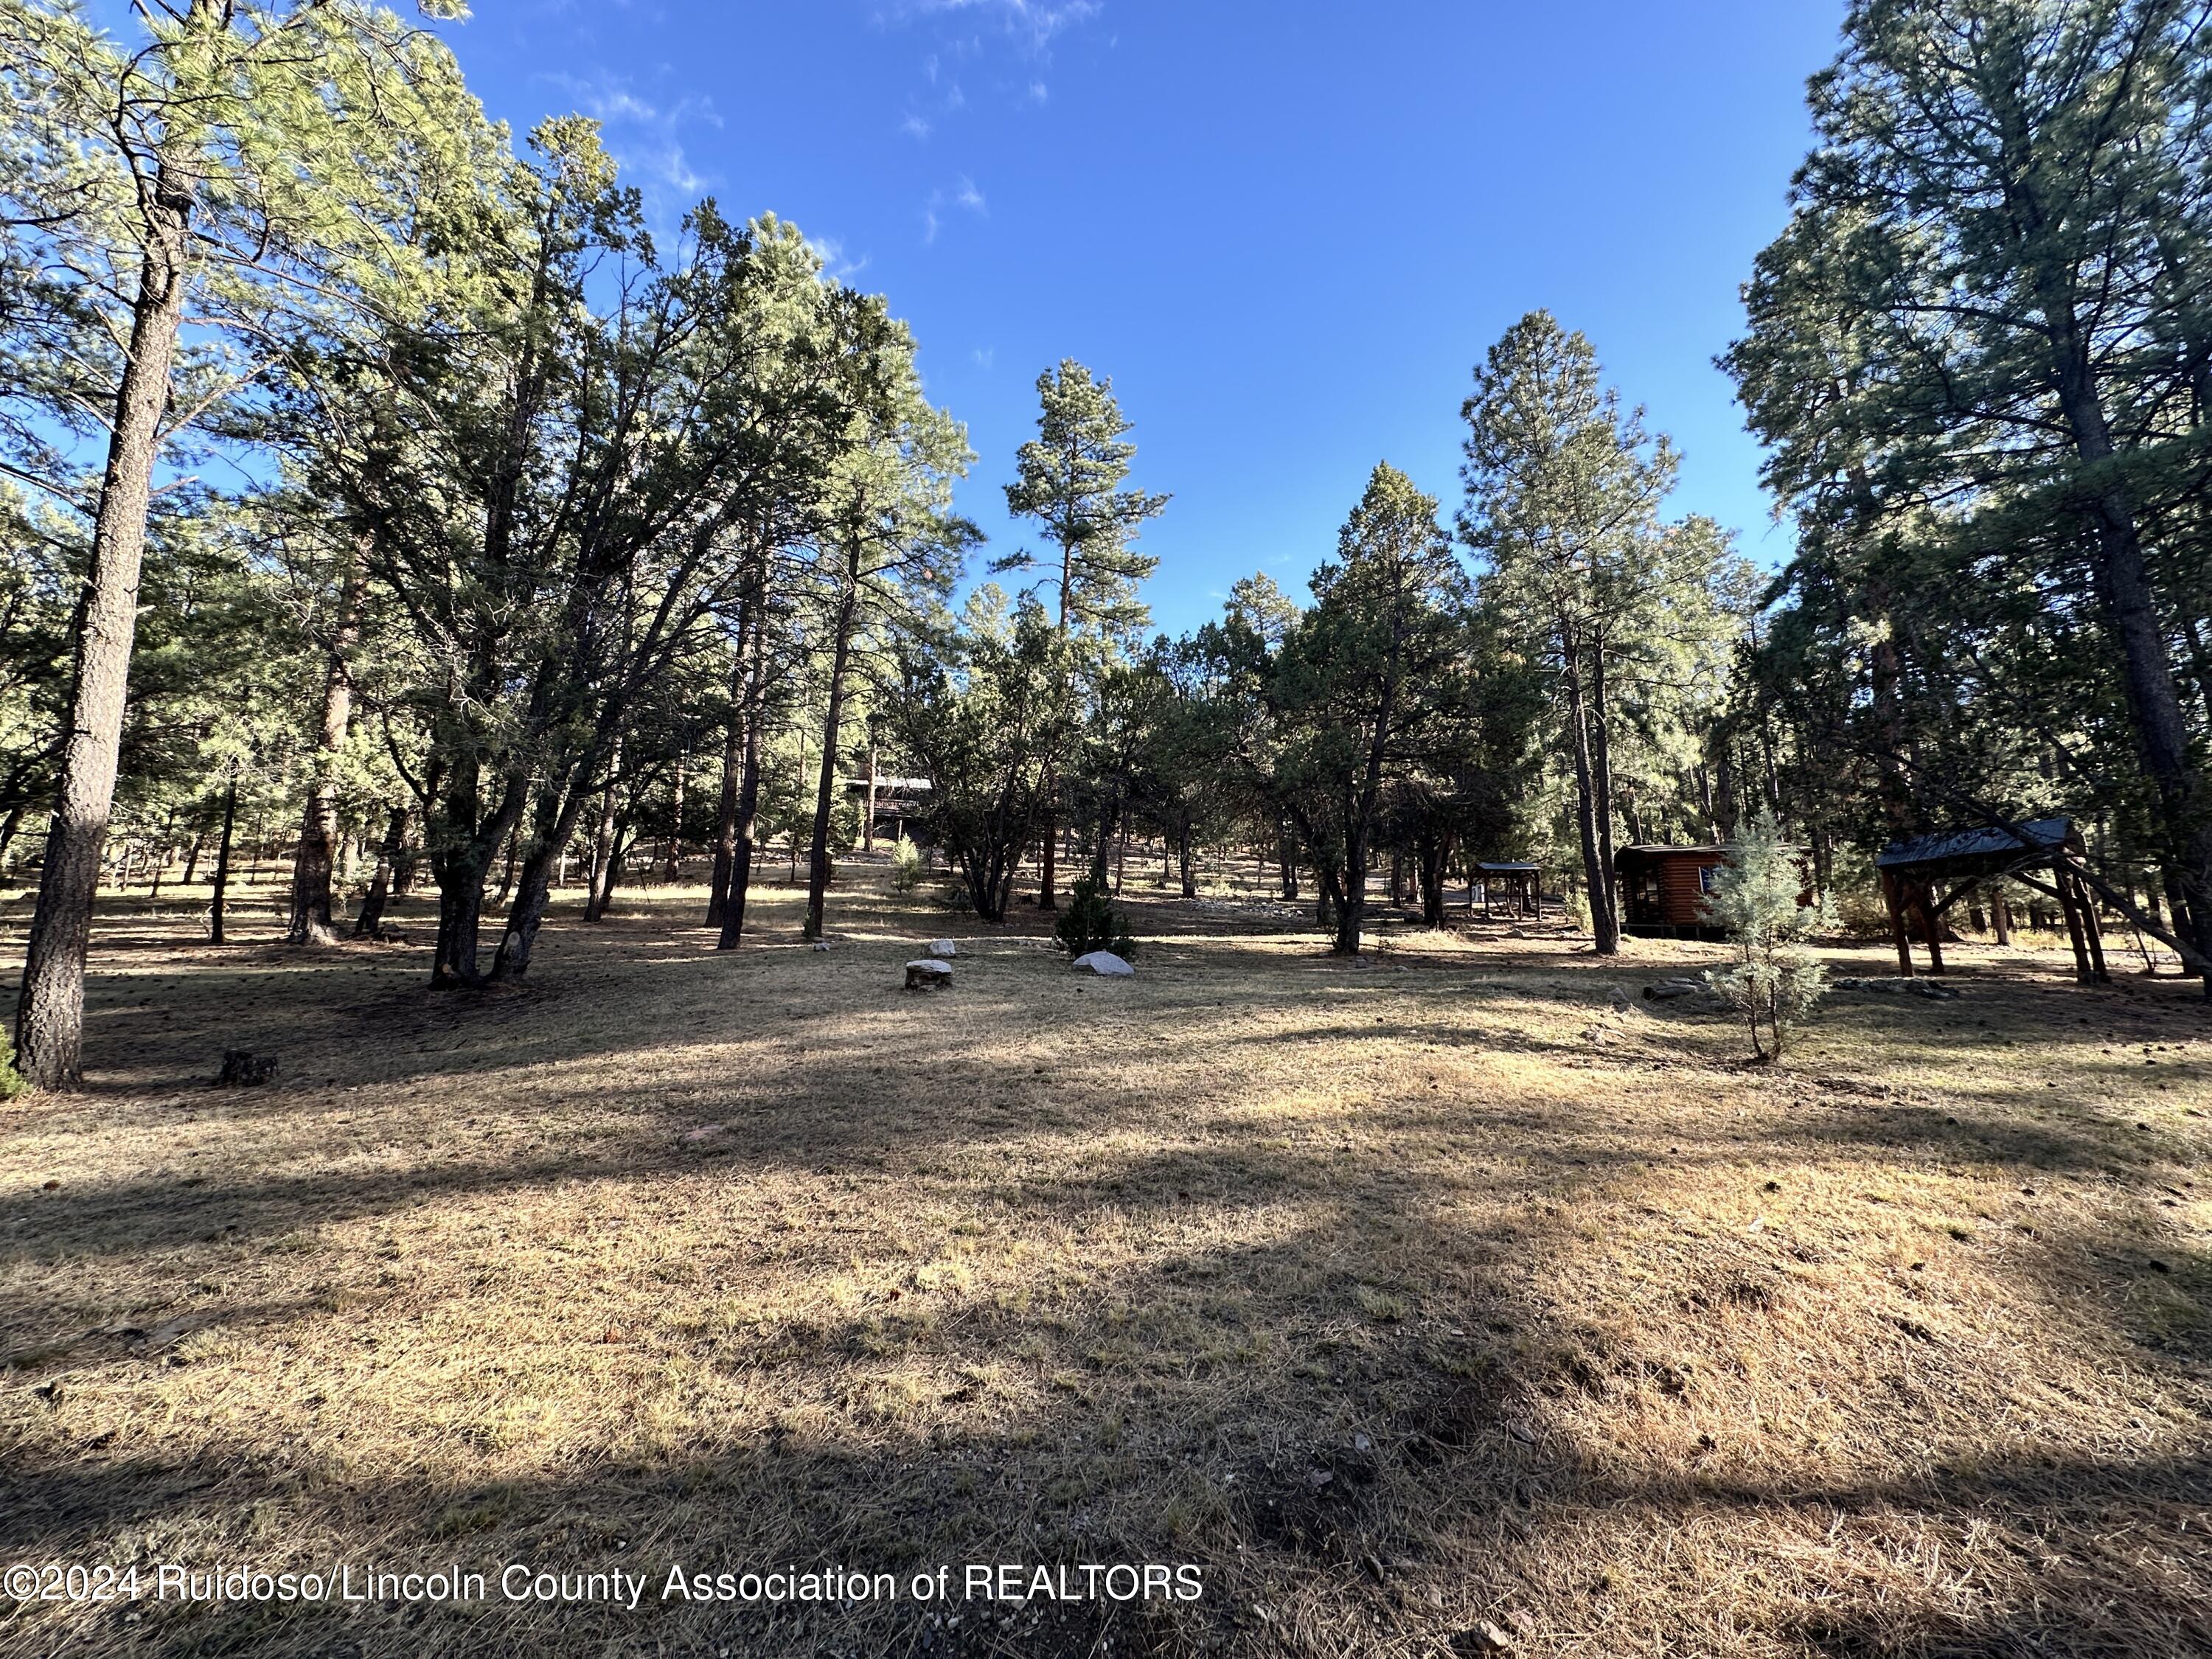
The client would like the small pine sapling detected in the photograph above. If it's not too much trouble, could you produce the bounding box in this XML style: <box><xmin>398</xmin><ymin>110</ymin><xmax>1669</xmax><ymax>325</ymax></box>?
<box><xmin>1054</xmin><ymin>877</ymin><xmax>1137</xmax><ymax>961</ymax></box>
<box><xmin>890</xmin><ymin>835</ymin><xmax>924</xmax><ymax>893</ymax></box>
<box><xmin>1701</xmin><ymin>812</ymin><xmax>1830</xmax><ymax>1062</ymax></box>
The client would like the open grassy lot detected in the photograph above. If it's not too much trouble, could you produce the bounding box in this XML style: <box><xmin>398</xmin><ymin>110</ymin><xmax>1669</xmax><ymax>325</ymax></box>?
<box><xmin>3</xmin><ymin>866</ymin><xmax>2210</xmax><ymax>1658</ymax></box>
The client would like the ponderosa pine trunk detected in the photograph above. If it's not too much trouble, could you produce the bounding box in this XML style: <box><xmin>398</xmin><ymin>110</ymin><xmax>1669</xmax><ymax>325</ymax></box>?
<box><xmin>1418</xmin><ymin>832</ymin><xmax>1450</xmax><ymax>928</ymax></box>
<box><xmin>804</xmin><ymin>588</ymin><xmax>860</xmax><ymax>942</ymax></box>
<box><xmin>715</xmin><ymin>623</ymin><xmax>770</xmax><ymax>950</ymax></box>
<box><xmin>428</xmin><ymin>751</ymin><xmax>525</xmax><ymax>987</ymax></box>
<box><xmin>2040</xmin><ymin>299</ymin><xmax>2212</xmax><ymax>992</ymax></box>
<box><xmin>286</xmin><ymin>540</ymin><xmax>364</xmax><ymax>945</ymax></box>
<box><xmin>706</xmin><ymin>687</ymin><xmax>744</xmax><ymax>928</ymax></box>
<box><xmin>1179</xmin><ymin>820</ymin><xmax>1196</xmax><ymax>898</ymax></box>
<box><xmin>1335</xmin><ymin>827</ymin><xmax>1368</xmax><ymax>956</ymax></box>
<box><xmin>206</xmin><ymin>775</ymin><xmax>238</xmax><ymax>947</ymax></box>
<box><xmin>1589</xmin><ymin>650</ymin><xmax>1621</xmax><ymax>931</ymax></box>
<box><xmin>352</xmin><ymin>806</ymin><xmax>408</xmax><ymax>939</ymax></box>
<box><xmin>1035</xmin><ymin>768</ymin><xmax>1059</xmax><ymax>911</ymax></box>
<box><xmin>1563</xmin><ymin>652</ymin><xmax>1618</xmax><ymax>954</ymax></box>
<box><xmin>492</xmin><ymin>758</ymin><xmax>605</xmax><ymax>981</ymax></box>
<box><xmin>10</xmin><ymin>152</ymin><xmax>194</xmax><ymax>1088</ymax></box>
<box><xmin>661</xmin><ymin>745</ymin><xmax>686</xmax><ymax>883</ymax></box>
<box><xmin>584</xmin><ymin>736</ymin><xmax>622</xmax><ymax>922</ymax></box>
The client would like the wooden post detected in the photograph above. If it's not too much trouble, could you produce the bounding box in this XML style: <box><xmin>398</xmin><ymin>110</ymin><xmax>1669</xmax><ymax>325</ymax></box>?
<box><xmin>2053</xmin><ymin>866</ymin><xmax>2093</xmax><ymax>984</ymax></box>
<box><xmin>1992</xmin><ymin>886</ymin><xmax>2011</xmax><ymax>947</ymax></box>
<box><xmin>2073</xmin><ymin>869</ymin><xmax>2109</xmax><ymax>982</ymax></box>
<box><xmin>1919</xmin><ymin>883</ymin><xmax>1947</xmax><ymax>975</ymax></box>
<box><xmin>1882</xmin><ymin>869</ymin><xmax>1913</xmax><ymax>976</ymax></box>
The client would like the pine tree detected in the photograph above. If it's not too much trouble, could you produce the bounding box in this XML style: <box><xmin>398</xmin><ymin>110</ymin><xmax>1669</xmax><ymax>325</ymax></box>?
<box><xmin>997</xmin><ymin>361</ymin><xmax>1169</xmax><ymax>908</ymax></box>
<box><xmin>1459</xmin><ymin>312</ymin><xmax>1678</xmax><ymax>956</ymax></box>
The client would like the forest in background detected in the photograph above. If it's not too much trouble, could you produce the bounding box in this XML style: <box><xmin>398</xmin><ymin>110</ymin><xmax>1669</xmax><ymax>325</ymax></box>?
<box><xmin>3</xmin><ymin>0</ymin><xmax>2209</xmax><ymax>1092</ymax></box>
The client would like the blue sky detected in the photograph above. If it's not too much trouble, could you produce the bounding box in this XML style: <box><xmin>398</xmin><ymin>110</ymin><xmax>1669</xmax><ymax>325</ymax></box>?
<box><xmin>437</xmin><ymin>1</ymin><xmax>1845</xmax><ymax>633</ymax></box>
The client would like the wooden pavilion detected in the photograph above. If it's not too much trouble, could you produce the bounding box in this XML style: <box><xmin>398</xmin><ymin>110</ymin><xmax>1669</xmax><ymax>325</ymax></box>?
<box><xmin>1472</xmin><ymin>861</ymin><xmax>1542</xmax><ymax>919</ymax></box>
<box><xmin>1874</xmin><ymin>817</ymin><xmax>2105</xmax><ymax>982</ymax></box>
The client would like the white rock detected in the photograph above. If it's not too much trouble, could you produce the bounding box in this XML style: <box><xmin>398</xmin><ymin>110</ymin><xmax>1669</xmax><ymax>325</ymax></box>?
<box><xmin>904</xmin><ymin>959</ymin><xmax>953</xmax><ymax>990</ymax></box>
<box><xmin>1071</xmin><ymin>950</ymin><xmax>1135</xmax><ymax>977</ymax></box>
<box><xmin>928</xmin><ymin>939</ymin><xmax>957</xmax><ymax>957</ymax></box>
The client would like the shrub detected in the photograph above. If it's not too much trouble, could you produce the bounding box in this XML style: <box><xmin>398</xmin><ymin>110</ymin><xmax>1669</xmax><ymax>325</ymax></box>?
<box><xmin>1701</xmin><ymin>811</ymin><xmax>1831</xmax><ymax>1062</ymax></box>
<box><xmin>889</xmin><ymin>835</ymin><xmax>924</xmax><ymax>893</ymax></box>
<box><xmin>1054</xmin><ymin>877</ymin><xmax>1137</xmax><ymax>961</ymax></box>
<box><xmin>0</xmin><ymin>1048</ymin><xmax>24</xmax><ymax>1102</ymax></box>
<box><xmin>1562</xmin><ymin>887</ymin><xmax>1593</xmax><ymax>934</ymax></box>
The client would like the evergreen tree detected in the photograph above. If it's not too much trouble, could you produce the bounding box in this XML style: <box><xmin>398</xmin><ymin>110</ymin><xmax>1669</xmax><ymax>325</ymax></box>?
<box><xmin>1459</xmin><ymin>312</ymin><xmax>1679</xmax><ymax>956</ymax></box>
<box><xmin>2</xmin><ymin>0</ymin><xmax>490</xmax><ymax>1085</ymax></box>
<box><xmin>996</xmin><ymin>360</ymin><xmax>1169</xmax><ymax>907</ymax></box>
<box><xmin>1725</xmin><ymin>0</ymin><xmax>2212</xmax><ymax>988</ymax></box>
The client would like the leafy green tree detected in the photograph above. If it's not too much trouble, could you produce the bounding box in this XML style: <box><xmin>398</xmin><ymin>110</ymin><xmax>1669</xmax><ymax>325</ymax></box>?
<box><xmin>996</xmin><ymin>360</ymin><xmax>1169</xmax><ymax>906</ymax></box>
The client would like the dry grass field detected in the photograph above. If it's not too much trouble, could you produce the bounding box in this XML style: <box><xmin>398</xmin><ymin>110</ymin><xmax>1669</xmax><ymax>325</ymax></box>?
<box><xmin>3</xmin><ymin>861</ymin><xmax>2210</xmax><ymax>1658</ymax></box>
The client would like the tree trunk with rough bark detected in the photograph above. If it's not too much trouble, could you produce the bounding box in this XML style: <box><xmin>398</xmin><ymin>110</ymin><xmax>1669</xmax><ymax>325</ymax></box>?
<box><xmin>716</xmin><ymin>622</ymin><xmax>770</xmax><ymax>950</ymax></box>
<box><xmin>1563</xmin><ymin>652</ymin><xmax>1617</xmax><ymax>955</ymax></box>
<box><xmin>207</xmin><ymin>776</ymin><xmax>239</xmax><ymax>947</ymax></box>
<box><xmin>353</xmin><ymin>806</ymin><xmax>408</xmax><ymax>939</ymax></box>
<box><xmin>287</xmin><ymin>543</ymin><xmax>364</xmax><ymax>945</ymax></box>
<box><xmin>804</xmin><ymin>590</ymin><xmax>859</xmax><ymax>942</ymax></box>
<box><xmin>11</xmin><ymin>152</ymin><xmax>194</xmax><ymax>1089</ymax></box>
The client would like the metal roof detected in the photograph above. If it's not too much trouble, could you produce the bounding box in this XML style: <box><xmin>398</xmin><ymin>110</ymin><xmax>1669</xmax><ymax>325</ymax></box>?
<box><xmin>1876</xmin><ymin>817</ymin><xmax>2072</xmax><ymax>871</ymax></box>
<box><xmin>1473</xmin><ymin>861</ymin><xmax>1540</xmax><ymax>874</ymax></box>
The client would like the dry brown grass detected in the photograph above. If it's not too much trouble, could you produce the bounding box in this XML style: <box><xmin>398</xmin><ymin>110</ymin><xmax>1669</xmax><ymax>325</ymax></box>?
<box><xmin>2</xmin><ymin>862</ymin><xmax>2210</xmax><ymax>1658</ymax></box>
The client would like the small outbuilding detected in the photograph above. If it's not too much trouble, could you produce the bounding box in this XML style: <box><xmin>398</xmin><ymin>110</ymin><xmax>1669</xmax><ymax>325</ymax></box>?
<box><xmin>1472</xmin><ymin>861</ymin><xmax>1543</xmax><ymax>919</ymax></box>
<box><xmin>1617</xmin><ymin>844</ymin><xmax>1733</xmax><ymax>939</ymax></box>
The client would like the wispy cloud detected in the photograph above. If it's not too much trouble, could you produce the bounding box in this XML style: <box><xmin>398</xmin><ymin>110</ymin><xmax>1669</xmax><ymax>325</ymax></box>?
<box><xmin>886</xmin><ymin>0</ymin><xmax>1102</xmax><ymax>55</ymax></box>
<box><xmin>922</xmin><ymin>175</ymin><xmax>990</xmax><ymax>245</ymax></box>
<box><xmin>534</xmin><ymin>71</ymin><xmax>721</xmax><ymax>205</ymax></box>
<box><xmin>810</xmin><ymin>235</ymin><xmax>872</xmax><ymax>285</ymax></box>
<box><xmin>883</xmin><ymin>0</ymin><xmax>1096</xmax><ymax>137</ymax></box>
<box><xmin>972</xmin><ymin>346</ymin><xmax>995</xmax><ymax>369</ymax></box>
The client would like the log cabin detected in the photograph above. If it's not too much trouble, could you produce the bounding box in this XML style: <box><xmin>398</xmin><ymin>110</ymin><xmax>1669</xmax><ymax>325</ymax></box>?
<box><xmin>1616</xmin><ymin>844</ymin><xmax>1733</xmax><ymax>939</ymax></box>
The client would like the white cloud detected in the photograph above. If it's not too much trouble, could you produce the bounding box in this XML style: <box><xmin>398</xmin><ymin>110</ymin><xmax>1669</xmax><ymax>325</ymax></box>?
<box><xmin>810</xmin><ymin>236</ymin><xmax>872</xmax><ymax>284</ymax></box>
<box><xmin>888</xmin><ymin>0</ymin><xmax>1102</xmax><ymax>55</ymax></box>
<box><xmin>901</xmin><ymin>113</ymin><xmax>933</xmax><ymax>139</ymax></box>
<box><xmin>922</xmin><ymin>176</ymin><xmax>987</xmax><ymax>245</ymax></box>
<box><xmin>532</xmin><ymin>72</ymin><xmax>721</xmax><ymax>209</ymax></box>
<box><xmin>972</xmin><ymin>347</ymin><xmax>995</xmax><ymax>369</ymax></box>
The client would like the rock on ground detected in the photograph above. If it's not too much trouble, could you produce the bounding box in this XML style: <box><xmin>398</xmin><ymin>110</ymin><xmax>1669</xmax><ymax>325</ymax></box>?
<box><xmin>1071</xmin><ymin>951</ymin><xmax>1135</xmax><ymax>977</ymax></box>
<box><xmin>928</xmin><ymin>939</ymin><xmax>957</xmax><ymax>957</ymax></box>
<box><xmin>905</xmin><ymin>959</ymin><xmax>954</xmax><ymax>990</ymax></box>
